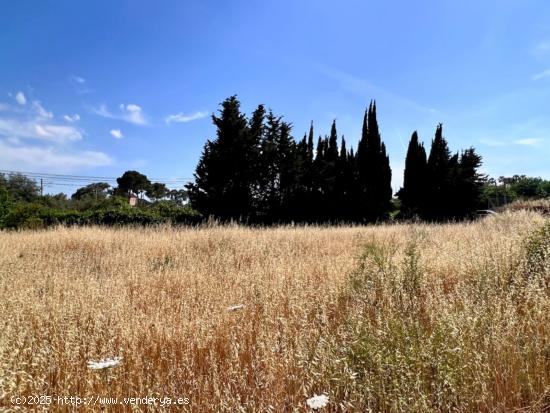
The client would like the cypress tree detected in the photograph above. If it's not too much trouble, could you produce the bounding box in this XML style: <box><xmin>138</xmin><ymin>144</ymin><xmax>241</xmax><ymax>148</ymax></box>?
<box><xmin>398</xmin><ymin>131</ymin><xmax>427</xmax><ymax>217</ymax></box>
<box><xmin>277</xmin><ymin>120</ymin><xmax>297</xmax><ymax>220</ymax></box>
<box><xmin>425</xmin><ymin>123</ymin><xmax>451</xmax><ymax>220</ymax></box>
<box><xmin>356</xmin><ymin>101</ymin><xmax>392</xmax><ymax>221</ymax></box>
<box><xmin>249</xmin><ymin>104</ymin><xmax>266</xmax><ymax>213</ymax></box>
<box><xmin>326</xmin><ymin>120</ymin><xmax>339</xmax><ymax>163</ymax></box>
<box><xmin>186</xmin><ymin>96</ymin><xmax>255</xmax><ymax>221</ymax></box>
<box><xmin>307</xmin><ymin>122</ymin><xmax>315</xmax><ymax>163</ymax></box>
<box><xmin>257</xmin><ymin>111</ymin><xmax>281</xmax><ymax>219</ymax></box>
<box><xmin>454</xmin><ymin>148</ymin><xmax>483</xmax><ymax>218</ymax></box>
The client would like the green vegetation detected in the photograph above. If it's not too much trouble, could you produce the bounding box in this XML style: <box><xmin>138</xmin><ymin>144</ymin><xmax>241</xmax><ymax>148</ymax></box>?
<box><xmin>2</xmin><ymin>96</ymin><xmax>549</xmax><ymax>229</ymax></box>
<box><xmin>0</xmin><ymin>172</ymin><xmax>200</xmax><ymax>229</ymax></box>
<box><xmin>310</xmin><ymin>220</ymin><xmax>550</xmax><ymax>411</ymax></box>
<box><xmin>187</xmin><ymin>96</ymin><xmax>485</xmax><ymax>223</ymax></box>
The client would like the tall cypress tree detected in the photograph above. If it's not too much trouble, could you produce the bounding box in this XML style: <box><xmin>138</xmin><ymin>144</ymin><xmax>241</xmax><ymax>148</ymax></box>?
<box><xmin>425</xmin><ymin>123</ymin><xmax>451</xmax><ymax>220</ymax></box>
<box><xmin>277</xmin><ymin>120</ymin><xmax>297</xmax><ymax>220</ymax></box>
<box><xmin>398</xmin><ymin>131</ymin><xmax>427</xmax><ymax>217</ymax></box>
<box><xmin>249</xmin><ymin>104</ymin><xmax>266</xmax><ymax>212</ymax></box>
<box><xmin>356</xmin><ymin>101</ymin><xmax>392</xmax><ymax>221</ymax></box>
<box><xmin>257</xmin><ymin>111</ymin><xmax>281</xmax><ymax>219</ymax></box>
<box><xmin>454</xmin><ymin>148</ymin><xmax>483</xmax><ymax>218</ymax></box>
<box><xmin>307</xmin><ymin>123</ymin><xmax>315</xmax><ymax>163</ymax></box>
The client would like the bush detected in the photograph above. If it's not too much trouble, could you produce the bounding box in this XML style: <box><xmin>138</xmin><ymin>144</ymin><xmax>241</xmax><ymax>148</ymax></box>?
<box><xmin>2</xmin><ymin>203</ymin><xmax>45</xmax><ymax>229</ymax></box>
<box><xmin>0</xmin><ymin>198</ymin><xmax>203</xmax><ymax>230</ymax></box>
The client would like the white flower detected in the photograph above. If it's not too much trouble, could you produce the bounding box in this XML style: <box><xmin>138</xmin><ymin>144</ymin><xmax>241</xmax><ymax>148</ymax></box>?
<box><xmin>226</xmin><ymin>304</ymin><xmax>245</xmax><ymax>312</ymax></box>
<box><xmin>87</xmin><ymin>356</ymin><xmax>122</xmax><ymax>370</ymax></box>
<box><xmin>306</xmin><ymin>394</ymin><xmax>329</xmax><ymax>410</ymax></box>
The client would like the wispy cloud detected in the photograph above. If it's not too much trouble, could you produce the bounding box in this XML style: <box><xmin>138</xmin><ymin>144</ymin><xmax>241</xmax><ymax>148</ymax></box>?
<box><xmin>69</xmin><ymin>75</ymin><xmax>92</xmax><ymax>94</ymax></box>
<box><xmin>514</xmin><ymin>138</ymin><xmax>542</xmax><ymax>146</ymax></box>
<box><xmin>0</xmin><ymin>140</ymin><xmax>111</xmax><ymax>171</ymax></box>
<box><xmin>532</xmin><ymin>40</ymin><xmax>550</xmax><ymax>56</ymax></box>
<box><xmin>120</xmin><ymin>104</ymin><xmax>146</xmax><ymax>125</ymax></box>
<box><xmin>0</xmin><ymin>97</ymin><xmax>82</xmax><ymax>144</ymax></box>
<box><xmin>92</xmin><ymin>103</ymin><xmax>147</xmax><ymax>125</ymax></box>
<box><xmin>15</xmin><ymin>91</ymin><xmax>26</xmax><ymax>106</ymax></box>
<box><xmin>110</xmin><ymin>129</ymin><xmax>123</xmax><ymax>139</ymax></box>
<box><xmin>32</xmin><ymin>101</ymin><xmax>53</xmax><ymax>120</ymax></box>
<box><xmin>0</xmin><ymin>118</ymin><xmax>82</xmax><ymax>144</ymax></box>
<box><xmin>0</xmin><ymin>93</ymin><xmax>111</xmax><ymax>172</ymax></box>
<box><xmin>479</xmin><ymin>138</ymin><xmax>508</xmax><ymax>147</ymax></box>
<box><xmin>317</xmin><ymin>64</ymin><xmax>440</xmax><ymax>115</ymax></box>
<box><xmin>479</xmin><ymin>137</ymin><xmax>543</xmax><ymax>147</ymax></box>
<box><xmin>532</xmin><ymin>69</ymin><xmax>550</xmax><ymax>80</ymax></box>
<box><xmin>165</xmin><ymin>110</ymin><xmax>209</xmax><ymax>124</ymax></box>
<box><xmin>63</xmin><ymin>114</ymin><xmax>80</xmax><ymax>122</ymax></box>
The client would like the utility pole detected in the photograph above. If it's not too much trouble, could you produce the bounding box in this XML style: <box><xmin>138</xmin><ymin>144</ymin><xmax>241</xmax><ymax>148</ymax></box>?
<box><xmin>40</xmin><ymin>178</ymin><xmax>43</xmax><ymax>196</ymax></box>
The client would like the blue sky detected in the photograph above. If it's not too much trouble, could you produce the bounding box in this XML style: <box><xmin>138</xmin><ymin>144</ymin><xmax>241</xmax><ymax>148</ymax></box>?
<box><xmin>1</xmin><ymin>0</ymin><xmax>549</xmax><ymax>195</ymax></box>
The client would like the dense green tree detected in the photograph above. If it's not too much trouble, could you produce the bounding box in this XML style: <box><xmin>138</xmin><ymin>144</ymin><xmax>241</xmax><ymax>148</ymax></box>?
<box><xmin>72</xmin><ymin>182</ymin><xmax>111</xmax><ymax>200</ymax></box>
<box><xmin>0</xmin><ymin>173</ymin><xmax>40</xmax><ymax>202</ymax></box>
<box><xmin>186</xmin><ymin>96</ymin><xmax>256</xmax><ymax>221</ymax></box>
<box><xmin>146</xmin><ymin>182</ymin><xmax>169</xmax><ymax>201</ymax></box>
<box><xmin>452</xmin><ymin>148</ymin><xmax>484</xmax><ymax>218</ymax></box>
<box><xmin>116</xmin><ymin>171</ymin><xmax>151</xmax><ymax>198</ymax></box>
<box><xmin>168</xmin><ymin>189</ymin><xmax>189</xmax><ymax>205</ymax></box>
<box><xmin>424</xmin><ymin>124</ymin><xmax>451</xmax><ymax>220</ymax></box>
<box><xmin>356</xmin><ymin>101</ymin><xmax>392</xmax><ymax>221</ymax></box>
<box><xmin>397</xmin><ymin>131</ymin><xmax>427</xmax><ymax>218</ymax></box>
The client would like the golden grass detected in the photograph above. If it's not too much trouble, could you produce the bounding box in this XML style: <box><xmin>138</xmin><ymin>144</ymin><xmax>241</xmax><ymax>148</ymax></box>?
<box><xmin>0</xmin><ymin>212</ymin><xmax>548</xmax><ymax>412</ymax></box>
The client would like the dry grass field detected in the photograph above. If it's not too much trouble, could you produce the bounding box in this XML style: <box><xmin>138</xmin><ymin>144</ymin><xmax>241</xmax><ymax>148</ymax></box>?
<box><xmin>0</xmin><ymin>211</ymin><xmax>548</xmax><ymax>412</ymax></box>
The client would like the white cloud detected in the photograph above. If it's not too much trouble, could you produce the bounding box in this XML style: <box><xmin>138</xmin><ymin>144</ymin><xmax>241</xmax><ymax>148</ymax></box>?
<box><xmin>32</xmin><ymin>101</ymin><xmax>53</xmax><ymax>120</ymax></box>
<box><xmin>0</xmin><ymin>118</ymin><xmax>82</xmax><ymax>144</ymax></box>
<box><xmin>0</xmin><ymin>93</ymin><xmax>112</xmax><ymax>173</ymax></box>
<box><xmin>15</xmin><ymin>91</ymin><xmax>26</xmax><ymax>106</ymax></box>
<box><xmin>110</xmin><ymin>129</ymin><xmax>123</xmax><ymax>139</ymax></box>
<box><xmin>0</xmin><ymin>140</ymin><xmax>111</xmax><ymax>171</ymax></box>
<box><xmin>121</xmin><ymin>104</ymin><xmax>146</xmax><ymax>125</ymax></box>
<box><xmin>317</xmin><ymin>64</ymin><xmax>440</xmax><ymax>115</ymax></box>
<box><xmin>532</xmin><ymin>69</ymin><xmax>550</xmax><ymax>80</ymax></box>
<box><xmin>91</xmin><ymin>104</ymin><xmax>111</xmax><ymax>118</ymax></box>
<box><xmin>165</xmin><ymin>110</ymin><xmax>209</xmax><ymax>124</ymax></box>
<box><xmin>480</xmin><ymin>137</ymin><xmax>543</xmax><ymax>147</ymax></box>
<box><xmin>533</xmin><ymin>40</ymin><xmax>550</xmax><ymax>55</ymax></box>
<box><xmin>92</xmin><ymin>103</ymin><xmax>147</xmax><ymax>125</ymax></box>
<box><xmin>514</xmin><ymin>138</ymin><xmax>541</xmax><ymax>146</ymax></box>
<box><xmin>69</xmin><ymin>75</ymin><xmax>92</xmax><ymax>94</ymax></box>
<box><xmin>479</xmin><ymin>138</ymin><xmax>507</xmax><ymax>147</ymax></box>
<box><xmin>63</xmin><ymin>114</ymin><xmax>80</xmax><ymax>122</ymax></box>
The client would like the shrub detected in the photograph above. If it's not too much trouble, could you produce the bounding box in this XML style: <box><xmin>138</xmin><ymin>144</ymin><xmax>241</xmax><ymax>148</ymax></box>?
<box><xmin>2</xmin><ymin>203</ymin><xmax>45</xmax><ymax>229</ymax></box>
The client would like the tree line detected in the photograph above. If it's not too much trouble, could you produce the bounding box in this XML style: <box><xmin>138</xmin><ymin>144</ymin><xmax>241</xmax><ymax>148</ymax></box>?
<box><xmin>0</xmin><ymin>171</ymin><xmax>196</xmax><ymax>229</ymax></box>
<box><xmin>2</xmin><ymin>96</ymin><xmax>548</xmax><ymax>229</ymax></box>
<box><xmin>186</xmin><ymin>96</ymin><xmax>485</xmax><ymax>223</ymax></box>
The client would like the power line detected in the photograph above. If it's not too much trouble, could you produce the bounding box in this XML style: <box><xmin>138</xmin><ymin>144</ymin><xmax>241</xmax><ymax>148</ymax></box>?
<box><xmin>1</xmin><ymin>170</ymin><xmax>193</xmax><ymax>195</ymax></box>
<box><xmin>0</xmin><ymin>170</ymin><xmax>193</xmax><ymax>184</ymax></box>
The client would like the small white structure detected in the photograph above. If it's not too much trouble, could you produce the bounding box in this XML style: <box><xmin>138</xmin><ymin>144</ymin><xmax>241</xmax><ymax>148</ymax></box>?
<box><xmin>129</xmin><ymin>193</ymin><xmax>138</xmax><ymax>206</ymax></box>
